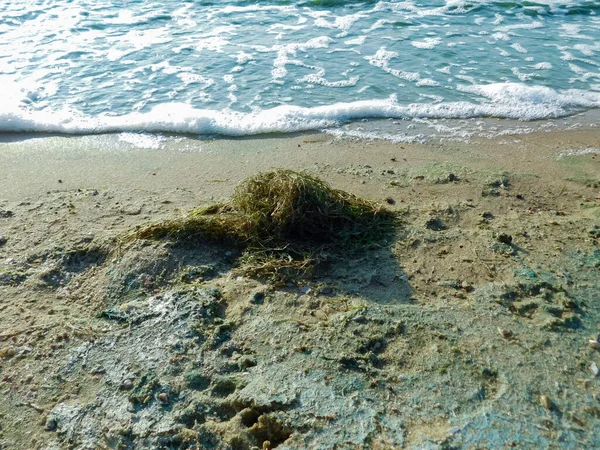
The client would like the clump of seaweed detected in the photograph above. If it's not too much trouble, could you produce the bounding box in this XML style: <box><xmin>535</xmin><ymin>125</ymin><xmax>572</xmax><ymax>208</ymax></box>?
<box><xmin>125</xmin><ymin>170</ymin><xmax>397</xmax><ymax>280</ymax></box>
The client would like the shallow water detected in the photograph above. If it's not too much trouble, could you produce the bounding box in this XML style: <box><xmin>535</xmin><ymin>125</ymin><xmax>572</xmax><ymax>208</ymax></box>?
<box><xmin>1</xmin><ymin>0</ymin><xmax>599</xmax><ymax>138</ymax></box>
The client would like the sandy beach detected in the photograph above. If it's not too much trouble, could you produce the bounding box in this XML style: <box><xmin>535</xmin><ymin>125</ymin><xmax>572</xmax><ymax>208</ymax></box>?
<box><xmin>1</xmin><ymin>127</ymin><xmax>600</xmax><ymax>449</ymax></box>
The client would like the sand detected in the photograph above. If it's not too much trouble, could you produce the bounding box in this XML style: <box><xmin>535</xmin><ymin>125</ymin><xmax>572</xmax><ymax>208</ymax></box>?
<box><xmin>0</xmin><ymin>127</ymin><xmax>599</xmax><ymax>449</ymax></box>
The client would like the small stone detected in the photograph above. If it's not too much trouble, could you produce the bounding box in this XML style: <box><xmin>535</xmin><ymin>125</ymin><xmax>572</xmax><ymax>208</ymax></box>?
<box><xmin>590</xmin><ymin>362</ymin><xmax>599</xmax><ymax>377</ymax></box>
<box><xmin>425</xmin><ymin>217</ymin><xmax>447</xmax><ymax>231</ymax></box>
<box><xmin>498</xmin><ymin>328</ymin><xmax>513</xmax><ymax>340</ymax></box>
<box><xmin>319</xmin><ymin>286</ymin><xmax>333</xmax><ymax>295</ymax></box>
<box><xmin>121</xmin><ymin>379</ymin><xmax>134</xmax><ymax>391</ymax></box>
<box><xmin>0</xmin><ymin>236</ymin><xmax>7</xmax><ymax>246</ymax></box>
<box><xmin>249</xmin><ymin>291</ymin><xmax>265</xmax><ymax>305</ymax></box>
<box><xmin>540</xmin><ymin>395</ymin><xmax>552</xmax><ymax>410</ymax></box>
<box><xmin>497</xmin><ymin>234</ymin><xmax>513</xmax><ymax>245</ymax></box>
<box><xmin>157</xmin><ymin>392</ymin><xmax>169</xmax><ymax>403</ymax></box>
<box><xmin>0</xmin><ymin>210</ymin><xmax>13</xmax><ymax>218</ymax></box>
<box><xmin>589</xmin><ymin>340</ymin><xmax>600</xmax><ymax>350</ymax></box>
<box><xmin>45</xmin><ymin>418</ymin><xmax>58</xmax><ymax>431</ymax></box>
<box><xmin>385</xmin><ymin>197</ymin><xmax>395</xmax><ymax>205</ymax></box>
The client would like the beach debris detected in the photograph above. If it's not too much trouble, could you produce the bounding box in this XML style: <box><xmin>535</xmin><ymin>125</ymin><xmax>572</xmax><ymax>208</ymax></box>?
<box><xmin>540</xmin><ymin>395</ymin><xmax>552</xmax><ymax>410</ymax></box>
<box><xmin>124</xmin><ymin>170</ymin><xmax>396</xmax><ymax>280</ymax></box>
<box><xmin>590</xmin><ymin>363</ymin><xmax>599</xmax><ymax>377</ymax></box>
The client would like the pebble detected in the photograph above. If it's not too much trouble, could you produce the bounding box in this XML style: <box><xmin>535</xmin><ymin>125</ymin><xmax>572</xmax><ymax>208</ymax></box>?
<box><xmin>498</xmin><ymin>328</ymin><xmax>513</xmax><ymax>340</ymax></box>
<box><xmin>121</xmin><ymin>379</ymin><xmax>134</xmax><ymax>391</ymax></box>
<box><xmin>589</xmin><ymin>340</ymin><xmax>600</xmax><ymax>350</ymax></box>
<box><xmin>249</xmin><ymin>291</ymin><xmax>265</xmax><ymax>305</ymax></box>
<box><xmin>157</xmin><ymin>392</ymin><xmax>169</xmax><ymax>403</ymax></box>
<box><xmin>540</xmin><ymin>395</ymin><xmax>552</xmax><ymax>410</ymax></box>
<box><xmin>45</xmin><ymin>418</ymin><xmax>58</xmax><ymax>431</ymax></box>
<box><xmin>319</xmin><ymin>286</ymin><xmax>333</xmax><ymax>295</ymax></box>
<box><xmin>590</xmin><ymin>362</ymin><xmax>599</xmax><ymax>377</ymax></box>
<box><xmin>0</xmin><ymin>236</ymin><xmax>7</xmax><ymax>246</ymax></box>
<box><xmin>497</xmin><ymin>234</ymin><xmax>513</xmax><ymax>245</ymax></box>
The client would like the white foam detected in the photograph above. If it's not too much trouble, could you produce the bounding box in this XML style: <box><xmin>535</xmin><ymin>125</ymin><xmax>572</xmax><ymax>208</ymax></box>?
<box><xmin>314</xmin><ymin>12</ymin><xmax>366</xmax><ymax>37</ymax></box>
<box><xmin>411</xmin><ymin>37</ymin><xmax>442</xmax><ymax>50</ymax></box>
<box><xmin>297</xmin><ymin>74</ymin><xmax>359</xmax><ymax>88</ymax></box>
<box><xmin>118</xmin><ymin>133</ymin><xmax>167</xmax><ymax>149</ymax></box>
<box><xmin>510</xmin><ymin>43</ymin><xmax>528</xmax><ymax>54</ymax></box>
<box><xmin>532</xmin><ymin>62</ymin><xmax>552</xmax><ymax>70</ymax></box>
<box><xmin>325</xmin><ymin>128</ymin><xmax>425</xmax><ymax>144</ymax></box>
<box><xmin>365</xmin><ymin>47</ymin><xmax>421</xmax><ymax>82</ymax></box>
<box><xmin>557</xmin><ymin>147</ymin><xmax>600</xmax><ymax>159</ymax></box>
<box><xmin>2</xmin><ymin>83</ymin><xmax>599</xmax><ymax>136</ymax></box>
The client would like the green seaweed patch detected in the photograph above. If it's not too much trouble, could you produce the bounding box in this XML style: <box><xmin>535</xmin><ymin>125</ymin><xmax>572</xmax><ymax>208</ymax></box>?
<box><xmin>481</xmin><ymin>171</ymin><xmax>511</xmax><ymax>197</ymax></box>
<box><xmin>128</xmin><ymin>374</ymin><xmax>160</xmax><ymax>406</ymax></box>
<box><xmin>124</xmin><ymin>170</ymin><xmax>398</xmax><ymax>280</ymax></box>
<box><xmin>0</xmin><ymin>269</ymin><xmax>29</xmax><ymax>286</ymax></box>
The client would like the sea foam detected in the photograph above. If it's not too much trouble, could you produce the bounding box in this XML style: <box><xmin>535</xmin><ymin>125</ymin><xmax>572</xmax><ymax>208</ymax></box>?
<box><xmin>1</xmin><ymin>83</ymin><xmax>599</xmax><ymax>136</ymax></box>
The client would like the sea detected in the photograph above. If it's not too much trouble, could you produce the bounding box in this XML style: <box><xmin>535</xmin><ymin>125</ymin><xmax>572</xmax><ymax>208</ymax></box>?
<box><xmin>1</xmin><ymin>0</ymin><xmax>600</xmax><ymax>144</ymax></box>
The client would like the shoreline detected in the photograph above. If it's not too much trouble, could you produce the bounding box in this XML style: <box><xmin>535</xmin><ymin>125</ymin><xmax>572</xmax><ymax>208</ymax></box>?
<box><xmin>1</xmin><ymin>124</ymin><xmax>599</xmax><ymax>202</ymax></box>
<box><xmin>1</xmin><ymin>126</ymin><xmax>600</xmax><ymax>449</ymax></box>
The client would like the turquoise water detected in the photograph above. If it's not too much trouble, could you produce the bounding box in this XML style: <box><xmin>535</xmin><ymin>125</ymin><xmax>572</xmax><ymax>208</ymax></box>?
<box><xmin>1</xmin><ymin>0</ymin><xmax>599</xmax><ymax>138</ymax></box>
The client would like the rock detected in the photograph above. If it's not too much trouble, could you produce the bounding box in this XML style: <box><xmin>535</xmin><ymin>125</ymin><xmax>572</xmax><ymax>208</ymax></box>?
<box><xmin>496</xmin><ymin>234</ymin><xmax>513</xmax><ymax>245</ymax></box>
<box><xmin>319</xmin><ymin>286</ymin><xmax>333</xmax><ymax>295</ymax></box>
<box><xmin>540</xmin><ymin>395</ymin><xmax>552</xmax><ymax>410</ymax></box>
<box><xmin>385</xmin><ymin>197</ymin><xmax>395</xmax><ymax>205</ymax></box>
<box><xmin>157</xmin><ymin>392</ymin><xmax>169</xmax><ymax>403</ymax></box>
<box><xmin>121</xmin><ymin>379</ymin><xmax>134</xmax><ymax>391</ymax></box>
<box><xmin>45</xmin><ymin>418</ymin><xmax>58</xmax><ymax>431</ymax></box>
<box><xmin>590</xmin><ymin>362</ymin><xmax>599</xmax><ymax>377</ymax></box>
<box><xmin>250</xmin><ymin>291</ymin><xmax>265</xmax><ymax>305</ymax></box>
<box><xmin>589</xmin><ymin>340</ymin><xmax>600</xmax><ymax>350</ymax></box>
<box><xmin>0</xmin><ymin>236</ymin><xmax>7</xmax><ymax>246</ymax></box>
<box><xmin>425</xmin><ymin>216</ymin><xmax>447</xmax><ymax>231</ymax></box>
<box><xmin>498</xmin><ymin>328</ymin><xmax>513</xmax><ymax>340</ymax></box>
<box><xmin>0</xmin><ymin>210</ymin><xmax>13</xmax><ymax>218</ymax></box>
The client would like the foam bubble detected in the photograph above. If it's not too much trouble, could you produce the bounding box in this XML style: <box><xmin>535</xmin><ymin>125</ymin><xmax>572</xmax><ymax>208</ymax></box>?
<box><xmin>411</xmin><ymin>37</ymin><xmax>442</xmax><ymax>50</ymax></box>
